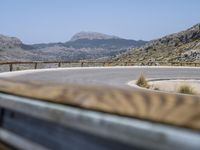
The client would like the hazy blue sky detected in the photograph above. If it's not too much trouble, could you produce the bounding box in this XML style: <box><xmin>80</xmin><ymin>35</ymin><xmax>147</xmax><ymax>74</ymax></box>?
<box><xmin>0</xmin><ymin>0</ymin><xmax>200</xmax><ymax>44</ymax></box>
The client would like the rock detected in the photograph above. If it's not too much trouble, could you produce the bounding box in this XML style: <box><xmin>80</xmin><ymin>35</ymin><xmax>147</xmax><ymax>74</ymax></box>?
<box><xmin>180</xmin><ymin>49</ymin><xmax>200</xmax><ymax>60</ymax></box>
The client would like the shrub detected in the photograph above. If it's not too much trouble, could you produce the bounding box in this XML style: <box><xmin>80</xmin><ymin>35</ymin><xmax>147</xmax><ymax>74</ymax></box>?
<box><xmin>178</xmin><ymin>85</ymin><xmax>195</xmax><ymax>95</ymax></box>
<box><xmin>136</xmin><ymin>73</ymin><xmax>149</xmax><ymax>88</ymax></box>
<box><xmin>154</xmin><ymin>87</ymin><xmax>160</xmax><ymax>91</ymax></box>
<box><xmin>16</xmin><ymin>67</ymin><xmax>21</xmax><ymax>71</ymax></box>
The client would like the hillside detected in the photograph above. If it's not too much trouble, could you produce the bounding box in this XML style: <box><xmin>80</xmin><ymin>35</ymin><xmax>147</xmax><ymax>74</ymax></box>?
<box><xmin>0</xmin><ymin>34</ymin><xmax>40</xmax><ymax>61</ymax></box>
<box><xmin>114</xmin><ymin>23</ymin><xmax>200</xmax><ymax>62</ymax></box>
<box><xmin>0</xmin><ymin>32</ymin><xmax>147</xmax><ymax>61</ymax></box>
<box><xmin>0</xmin><ymin>34</ymin><xmax>22</xmax><ymax>49</ymax></box>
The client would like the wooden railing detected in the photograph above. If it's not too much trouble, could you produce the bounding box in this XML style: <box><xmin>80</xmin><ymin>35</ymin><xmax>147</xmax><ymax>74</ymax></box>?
<box><xmin>0</xmin><ymin>60</ymin><xmax>200</xmax><ymax>72</ymax></box>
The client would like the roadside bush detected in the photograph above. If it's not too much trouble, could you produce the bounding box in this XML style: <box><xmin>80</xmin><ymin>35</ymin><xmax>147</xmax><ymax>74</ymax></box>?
<box><xmin>178</xmin><ymin>85</ymin><xmax>195</xmax><ymax>95</ymax></box>
<box><xmin>136</xmin><ymin>73</ymin><xmax>149</xmax><ymax>88</ymax></box>
<box><xmin>16</xmin><ymin>67</ymin><xmax>21</xmax><ymax>71</ymax></box>
<box><xmin>154</xmin><ymin>87</ymin><xmax>160</xmax><ymax>91</ymax></box>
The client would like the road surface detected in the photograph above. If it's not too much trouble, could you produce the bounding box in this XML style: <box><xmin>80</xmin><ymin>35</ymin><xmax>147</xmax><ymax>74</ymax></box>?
<box><xmin>0</xmin><ymin>67</ymin><xmax>200</xmax><ymax>150</ymax></box>
<box><xmin>0</xmin><ymin>66</ymin><xmax>200</xmax><ymax>89</ymax></box>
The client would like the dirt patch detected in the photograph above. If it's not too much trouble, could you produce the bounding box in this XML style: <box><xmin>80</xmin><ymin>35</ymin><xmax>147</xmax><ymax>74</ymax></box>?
<box><xmin>149</xmin><ymin>80</ymin><xmax>200</xmax><ymax>95</ymax></box>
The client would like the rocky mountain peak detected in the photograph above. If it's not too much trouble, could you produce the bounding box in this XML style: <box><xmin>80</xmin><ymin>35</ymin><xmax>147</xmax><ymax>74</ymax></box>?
<box><xmin>70</xmin><ymin>32</ymin><xmax>120</xmax><ymax>41</ymax></box>
<box><xmin>0</xmin><ymin>34</ymin><xmax>22</xmax><ymax>49</ymax></box>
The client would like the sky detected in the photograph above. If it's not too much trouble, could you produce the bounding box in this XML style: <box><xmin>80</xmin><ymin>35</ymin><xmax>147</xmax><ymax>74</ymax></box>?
<box><xmin>0</xmin><ymin>0</ymin><xmax>200</xmax><ymax>44</ymax></box>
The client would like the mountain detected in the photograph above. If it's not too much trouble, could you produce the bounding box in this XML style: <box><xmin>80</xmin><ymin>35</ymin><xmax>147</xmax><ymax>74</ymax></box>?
<box><xmin>0</xmin><ymin>35</ymin><xmax>40</xmax><ymax>61</ymax></box>
<box><xmin>70</xmin><ymin>32</ymin><xmax>120</xmax><ymax>41</ymax></box>
<box><xmin>114</xmin><ymin>23</ymin><xmax>200</xmax><ymax>62</ymax></box>
<box><xmin>0</xmin><ymin>32</ymin><xmax>147</xmax><ymax>61</ymax></box>
<box><xmin>0</xmin><ymin>34</ymin><xmax>22</xmax><ymax>49</ymax></box>
<box><xmin>2</xmin><ymin>23</ymin><xmax>200</xmax><ymax>63</ymax></box>
<box><xmin>30</xmin><ymin>36</ymin><xmax>146</xmax><ymax>61</ymax></box>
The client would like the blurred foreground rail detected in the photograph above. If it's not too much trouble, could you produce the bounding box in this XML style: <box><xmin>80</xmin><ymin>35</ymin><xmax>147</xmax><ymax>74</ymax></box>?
<box><xmin>0</xmin><ymin>79</ymin><xmax>199</xmax><ymax>149</ymax></box>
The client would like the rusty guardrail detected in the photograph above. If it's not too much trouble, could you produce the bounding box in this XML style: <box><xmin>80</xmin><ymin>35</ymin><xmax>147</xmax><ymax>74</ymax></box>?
<box><xmin>0</xmin><ymin>60</ymin><xmax>200</xmax><ymax>72</ymax></box>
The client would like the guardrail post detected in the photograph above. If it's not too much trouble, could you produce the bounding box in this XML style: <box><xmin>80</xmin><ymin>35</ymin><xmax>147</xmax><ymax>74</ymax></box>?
<box><xmin>0</xmin><ymin>108</ymin><xmax>5</xmax><ymax>126</ymax></box>
<box><xmin>81</xmin><ymin>62</ymin><xmax>84</xmax><ymax>67</ymax></box>
<box><xmin>58</xmin><ymin>62</ymin><xmax>61</xmax><ymax>68</ymax></box>
<box><xmin>9</xmin><ymin>64</ymin><xmax>13</xmax><ymax>72</ymax></box>
<box><xmin>34</xmin><ymin>63</ymin><xmax>38</xmax><ymax>69</ymax></box>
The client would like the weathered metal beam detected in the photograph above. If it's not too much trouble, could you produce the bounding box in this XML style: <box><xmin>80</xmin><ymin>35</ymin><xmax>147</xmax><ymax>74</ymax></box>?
<box><xmin>0</xmin><ymin>93</ymin><xmax>199</xmax><ymax>150</ymax></box>
<box><xmin>0</xmin><ymin>128</ymin><xmax>48</xmax><ymax>150</ymax></box>
<box><xmin>0</xmin><ymin>79</ymin><xmax>199</xmax><ymax>130</ymax></box>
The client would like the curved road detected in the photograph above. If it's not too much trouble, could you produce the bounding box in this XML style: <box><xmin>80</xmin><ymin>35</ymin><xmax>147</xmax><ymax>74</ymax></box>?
<box><xmin>0</xmin><ymin>66</ymin><xmax>200</xmax><ymax>89</ymax></box>
<box><xmin>0</xmin><ymin>66</ymin><xmax>200</xmax><ymax>150</ymax></box>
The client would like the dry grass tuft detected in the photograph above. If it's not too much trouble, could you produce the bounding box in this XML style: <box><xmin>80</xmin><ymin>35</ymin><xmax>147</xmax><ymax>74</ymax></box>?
<box><xmin>178</xmin><ymin>85</ymin><xmax>195</xmax><ymax>95</ymax></box>
<box><xmin>136</xmin><ymin>73</ymin><xmax>149</xmax><ymax>88</ymax></box>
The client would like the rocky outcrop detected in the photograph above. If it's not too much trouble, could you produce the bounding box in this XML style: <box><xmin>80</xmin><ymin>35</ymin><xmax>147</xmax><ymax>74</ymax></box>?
<box><xmin>178</xmin><ymin>49</ymin><xmax>200</xmax><ymax>61</ymax></box>
<box><xmin>0</xmin><ymin>34</ymin><xmax>22</xmax><ymax>49</ymax></box>
<box><xmin>114</xmin><ymin>23</ymin><xmax>200</xmax><ymax>62</ymax></box>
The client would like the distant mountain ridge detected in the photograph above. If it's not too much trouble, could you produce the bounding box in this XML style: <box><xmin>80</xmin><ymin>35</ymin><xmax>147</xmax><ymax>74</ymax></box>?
<box><xmin>70</xmin><ymin>32</ymin><xmax>120</xmax><ymax>41</ymax></box>
<box><xmin>114</xmin><ymin>23</ymin><xmax>200</xmax><ymax>62</ymax></box>
<box><xmin>0</xmin><ymin>32</ymin><xmax>147</xmax><ymax>61</ymax></box>
<box><xmin>2</xmin><ymin>23</ymin><xmax>200</xmax><ymax>63</ymax></box>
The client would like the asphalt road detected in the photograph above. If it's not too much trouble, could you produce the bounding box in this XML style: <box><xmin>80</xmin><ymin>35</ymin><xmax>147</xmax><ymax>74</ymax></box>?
<box><xmin>1</xmin><ymin>66</ymin><xmax>200</xmax><ymax>89</ymax></box>
<box><xmin>0</xmin><ymin>67</ymin><xmax>200</xmax><ymax>150</ymax></box>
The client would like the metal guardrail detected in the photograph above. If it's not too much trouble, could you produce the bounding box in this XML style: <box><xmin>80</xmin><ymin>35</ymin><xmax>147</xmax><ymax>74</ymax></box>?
<box><xmin>0</xmin><ymin>79</ymin><xmax>199</xmax><ymax>130</ymax></box>
<box><xmin>0</xmin><ymin>79</ymin><xmax>199</xmax><ymax>150</ymax></box>
<box><xmin>0</xmin><ymin>92</ymin><xmax>199</xmax><ymax>150</ymax></box>
<box><xmin>0</xmin><ymin>60</ymin><xmax>200</xmax><ymax>71</ymax></box>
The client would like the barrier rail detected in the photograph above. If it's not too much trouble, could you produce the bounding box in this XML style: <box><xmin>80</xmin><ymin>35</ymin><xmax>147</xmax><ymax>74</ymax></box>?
<box><xmin>0</xmin><ymin>60</ymin><xmax>200</xmax><ymax>72</ymax></box>
<box><xmin>0</xmin><ymin>79</ymin><xmax>199</xmax><ymax>130</ymax></box>
<box><xmin>0</xmin><ymin>79</ymin><xmax>199</xmax><ymax>150</ymax></box>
